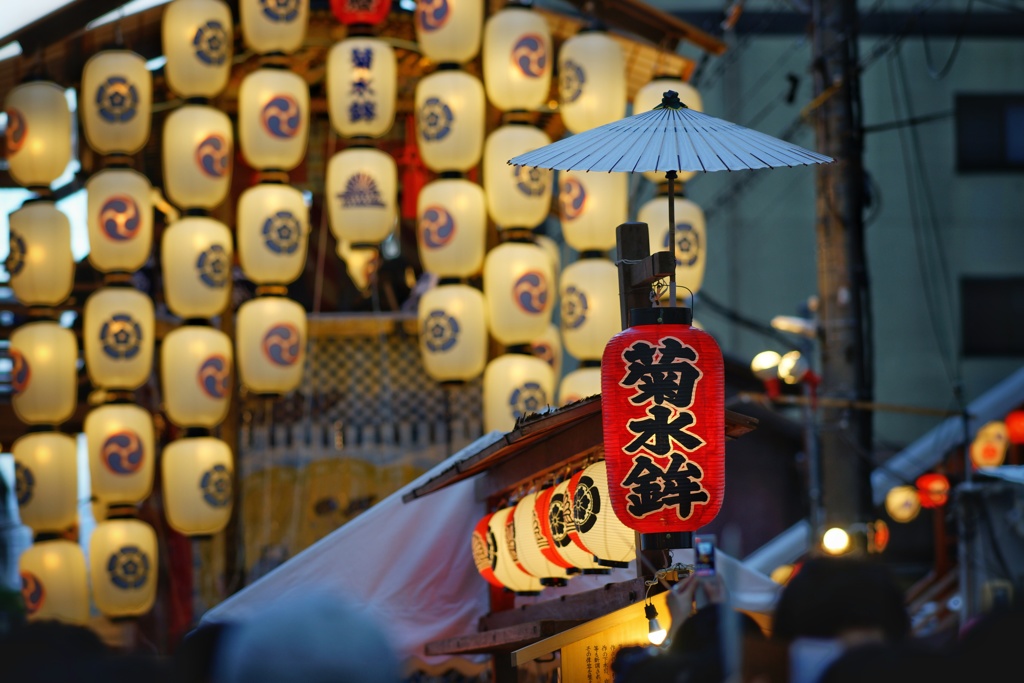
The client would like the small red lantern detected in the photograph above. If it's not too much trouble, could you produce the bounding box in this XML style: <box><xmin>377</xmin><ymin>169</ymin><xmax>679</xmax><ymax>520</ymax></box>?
<box><xmin>1006</xmin><ymin>410</ymin><xmax>1024</xmax><ymax>445</ymax></box>
<box><xmin>600</xmin><ymin>307</ymin><xmax>725</xmax><ymax>535</ymax></box>
<box><xmin>916</xmin><ymin>473</ymin><xmax>950</xmax><ymax>508</ymax></box>
<box><xmin>331</xmin><ymin>0</ymin><xmax>390</xmax><ymax>27</ymax></box>
<box><xmin>471</xmin><ymin>512</ymin><xmax>504</xmax><ymax>588</ymax></box>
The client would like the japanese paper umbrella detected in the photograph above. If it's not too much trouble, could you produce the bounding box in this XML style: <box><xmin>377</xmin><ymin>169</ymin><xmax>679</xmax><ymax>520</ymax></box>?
<box><xmin>508</xmin><ymin>90</ymin><xmax>834</xmax><ymax>306</ymax></box>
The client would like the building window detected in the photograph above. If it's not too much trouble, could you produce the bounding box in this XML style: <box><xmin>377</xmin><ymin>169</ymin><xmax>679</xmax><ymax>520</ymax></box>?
<box><xmin>955</xmin><ymin>94</ymin><xmax>1024</xmax><ymax>173</ymax></box>
<box><xmin>961</xmin><ymin>277</ymin><xmax>1024</xmax><ymax>357</ymax></box>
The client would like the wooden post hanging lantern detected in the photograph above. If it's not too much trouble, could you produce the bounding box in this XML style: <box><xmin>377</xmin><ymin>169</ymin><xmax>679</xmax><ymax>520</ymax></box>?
<box><xmin>161</xmin><ymin>436</ymin><xmax>234</xmax><ymax>536</ymax></box>
<box><xmin>235</xmin><ymin>295</ymin><xmax>307</xmax><ymax>395</ymax></box>
<box><xmin>80</xmin><ymin>50</ymin><xmax>152</xmax><ymax>155</ymax></box>
<box><xmin>416</xmin><ymin>177</ymin><xmax>486</xmax><ymax>278</ymax></box>
<box><xmin>7</xmin><ymin>200</ymin><xmax>74</xmax><ymax>307</ymax></box>
<box><xmin>331</xmin><ymin>0</ymin><xmax>390</xmax><ymax>26</ymax></box>
<box><xmin>482</xmin><ymin>4</ymin><xmax>552</xmax><ymax>112</ymax></box>
<box><xmin>239</xmin><ymin>0</ymin><xmax>308</xmax><ymax>55</ymax></box>
<box><xmin>640</xmin><ymin>195</ymin><xmax>707</xmax><ymax>296</ymax></box>
<box><xmin>634</xmin><ymin>78</ymin><xmax>703</xmax><ymax>184</ymax></box>
<box><xmin>86</xmin><ymin>167</ymin><xmax>154</xmax><ymax>274</ymax></box>
<box><xmin>161</xmin><ymin>215</ymin><xmax>234</xmax><ymax>319</ymax></box>
<box><xmin>546</xmin><ymin>478</ymin><xmax>605</xmax><ymax>571</ymax></box>
<box><xmin>600</xmin><ymin>307</ymin><xmax>725</xmax><ymax>541</ymax></box>
<box><xmin>3</xmin><ymin>80</ymin><xmax>72</xmax><ymax>190</ymax></box>
<box><xmin>9</xmin><ymin>321</ymin><xmax>77</xmax><ymax>426</ymax></box>
<box><xmin>471</xmin><ymin>512</ymin><xmax>505</xmax><ymax>588</ymax></box>
<box><xmin>512</xmin><ymin>490</ymin><xmax>574</xmax><ymax>585</ymax></box>
<box><xmin>488</xmin><ymin>506</ymin><xmax>543</xmax><ymax>594</ymax></box>
<box><xmin>325</xmin><ymin>146</ymin><xmax>397</xmax><ymax>247</ymax></box>
<box><xmin>558</xmin><ymin>170</ymin><xmax>627</xmax><ymax>253</ymax></box>
<box><xmin>237</xmin><ymin>181</ymin><xmax>310</xmax><ymax>285</ymax></box>
<box><xmin>162</xmin><ymin>0</ymin><xmax>234</xmax><ymax>99</ymax></box>
<box><xmin>84</xmin><ymin>403</ymin><xmax>156</xmax><ymax>506</ymax></box>
<box><xmin>326</xmin><ymin>36</ymin><xmax>397</xmax><ymax>139</ymax></box>
<box><xmin>557</xmin><ymin>28</ymin><xmax>626</xmax><ymax>134</ymax></box>
<box><xmin>569</xmin><ymin>461</ymin><xmax>636</xmax><ymax>567</ymax></box>
<box><xmin>162</xmin><ymin>104</ymin><xmax>233</xmax><ymax>211</ymax></box>
<box><xmin>19</xmin><ymin>539</ymin><xmax>90</xmax><ymax>624</ymax></box>
<box><xmin>414</xmin><ymin>68</ymin><xmax>485</xmax><ymax>174</ymax></box>
<box><xmin>414</xmin><ymin>0</ymin><xmax>483</xmax><ymax>65</ymax></box>
<box><xmin>483</xmin><ymin>123</ymin><xmax>552</xmax><ymax>230</ymax></box>
<box><xmin>161</xmin><ymin>325</ymin><xmax>233</xmax><ymax>428</ymax></box>
<box><xmin>89</xmin><ymin>516</ymin><xmax>159</xmax><ymax>618</ymax></box>
<box><xmin>418</xmin><ymin>283</ymin><xmax>488</xmax><ymax>383</ymax></box>
<box><xmin>12</xmin><ymin>432</ymin><xmax>78</xmax><ymax>535</ymax></box>
<box><xmin>83</xmin><ymin>286</ymin><xmax>155</xmax><ymax>391</ymax></box>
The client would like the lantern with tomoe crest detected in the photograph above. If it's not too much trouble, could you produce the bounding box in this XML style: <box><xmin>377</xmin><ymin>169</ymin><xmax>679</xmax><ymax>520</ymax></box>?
<box><xmin>162</xmin><ymin>104</ymin><xmax>233</xmax><ymax>211</ymax></box>
<box><xmin>3</xmin><ymin>80</ymin><xmax>72</xmax><ymax>189</ymax></box>
<box><xmin>19</xmin><ymin>539</ymin><xmax>90</xmax><ymax>624</ymax></box>
<box><xmin>86</xmin><ymin>167</ymin><xmax>153</xmax><ymax>273</ymax></box>
<box><xmin>236</xmin><ymin>295</ymin><xmax>307</xmax><ymax>395</ymax></box>
<box><xmin>84</xmin><ymin>403</ymin><xmax>155</xmax><ymax>506</ymax></box>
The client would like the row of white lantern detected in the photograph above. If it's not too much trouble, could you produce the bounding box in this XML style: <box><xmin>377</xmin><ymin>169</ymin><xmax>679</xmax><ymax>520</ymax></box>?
<box><xmin>472</xmin><ymin>460</ymin><xmax>636</xmax><ymax>594</ymax></box>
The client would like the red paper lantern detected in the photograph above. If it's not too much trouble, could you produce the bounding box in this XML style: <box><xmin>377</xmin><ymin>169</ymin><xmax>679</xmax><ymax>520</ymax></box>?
<box><xmin>534</xmin><ymin>487</ymin><xmax>577</xmax><ymax>572</ymax></box>
<box><xmin>1006</xmin><ymin>410</ymin><xmax>1024</xmax><ymax>445</ymax></box>
<box><xmin>331</xmin><ymin>0</ymin><xmax>390</xmax><ymax>27</ymax></box>
<box><xmin>916</xmin><ymin>473</ymin><xmax>950</xmax><ymax>509</ymax></box>
<box><xmin>600</xmin><ymin>307</ymin><xmax>725</xmax><ymax>534</ymax></box>
<box><xmin>471</xmin><ymin>512</ymin><xmax>504</xmax><ymax>588</ymax></box>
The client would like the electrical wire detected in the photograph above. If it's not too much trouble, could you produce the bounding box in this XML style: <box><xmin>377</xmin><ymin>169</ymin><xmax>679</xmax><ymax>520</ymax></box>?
<box><xmin>922</xmin><ymin>0</ymin><xmax>974</xmax><ymax>80</ymax></box>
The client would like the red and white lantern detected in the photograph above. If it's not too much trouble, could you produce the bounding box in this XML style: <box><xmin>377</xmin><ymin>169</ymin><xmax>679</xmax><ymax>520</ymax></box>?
<box><xmin>568</xmin><ymin>461</ymin><xmax>635</xmax><ymax>566</ymax></box>
<box><xmin>545</xmin><ymin>478</ymin><xmax>604</xmax><ymax>571</ymax></box>
<box><xmin>512</xmin><ymin>490</ymin><xmax>574</xmax><ymax>584</ymax></box>
<box><xmin>488</xmin><ymin>505</ymin><xmax>543</xmax><ymax>594</ymax></box>
<box><xmin>331</xmin><ymin>0</ymin><xmax>390</xmax><ymax>26</ymax></box>
<box><xmin>471</xmin><ymin>512</ymin><xmax>504</xmax><ymax>588</ymax></box>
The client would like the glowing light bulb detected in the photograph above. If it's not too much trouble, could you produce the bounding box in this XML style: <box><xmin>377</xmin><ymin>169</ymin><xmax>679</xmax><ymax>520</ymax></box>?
<box><xmin>822</xmin><ymin>527</ymin><xmax>851</xmax><ymax>555</ymax></box>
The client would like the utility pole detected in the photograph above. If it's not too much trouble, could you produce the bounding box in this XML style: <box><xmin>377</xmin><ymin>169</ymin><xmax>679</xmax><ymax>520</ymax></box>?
<box><xmin>810</xmin><ymin>0</ymin><xmax>874</xmax><ymax>538</ymax></box>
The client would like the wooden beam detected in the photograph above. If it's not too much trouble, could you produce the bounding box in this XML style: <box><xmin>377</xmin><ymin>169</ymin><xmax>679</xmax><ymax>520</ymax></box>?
<box><xmin>424</xmin><ymin>620</ymin><xmax>584</xmax><ymax>656</ymax></box>
<box><xmin>480</xmin><ymin>578</ymin><xmax>649</xmax><ymax>631</ymax></box>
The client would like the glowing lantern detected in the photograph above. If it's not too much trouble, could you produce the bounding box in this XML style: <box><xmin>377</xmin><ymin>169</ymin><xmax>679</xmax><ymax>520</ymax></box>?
<box><xmin>84</xmin><ymin>404</ymin><xmax>155</xmax><ymax>506</ymax></box>
<box><xmin>161</xmin><ymin>325</ymin><xmax>233</xmax><ymax>428</ymax></box>
<box><xmin>162</xmin><ymin>0</ymin><xmax>234</xmax><ymax>99</ymax></box>
<box><xmin>86</xmin><ymin>167</ymin><xmax>153</xmax><ymax>273</ymax></box>
<box><xmin>482</xmin><ymin>6</ymin><xmax>551</xmax><ymax>112</ymax></box>
<box><xmin>559</xmin><ymin>366</ymin><xmax>601</xmax><ymax>406</ymax></box>
<box><xmin>80</xmin><ymin>50</ymin><xmax>152</xmax><ymax>155</ymax></box>
<box><xmin>236</xmin><ymin>296</ymin><xmax>307</xmax><ymax>395</ymax></box>
<box><xmin>483</xmin><ymin>124</ymin><xmax>553</xmax><ymax>229</ymax></box>
<box><xmin>237</xmin><ymin>183</ymin><xmax>309</xmax><ymax>285</ymax></box>
<box><xmin>416</xmin><ymin>178</ymin><xmax>486</xmax><ymax>278</ymax></box>
<box><xmin>640</xmin><ymin>195</ymin><xmax>707</xmax><ymax>296</ymax></box>
<box><xmin>471</xmin><ymin>512</ymin><xmax>504</xmax><ymax>588</ymax></box>
<box><xmin>238</xmin><ymin>68</ymin><xmax>309</xmax><ymax>171</ymax></box>
<box><xmin>418</xmin><ymin>284</ymin><xmax>488</xmax><ymax>383</ymax></box>
<box><xmin>559</xmin><ymin>171</ymin><xmax>627</xmax><ymax>252</ymax></box>
<box><xmin>601</xmin><ymin>307</ymin><xmax>725</xmax><ymax>535</ymax></box>
<box><xmin>11</xmin><ymin>432</ymin><xmax>78</xmax><ymax>534</ymax></box>
<box><xmin>335</xmin><ymin>241</ymin><xmax>380</xmax><ymax>293</ymax></box>
<box><xmin>331</xmin><ymin>0</ymin><xmax>390</xmax><ymax>26</ymax></box>
<box><xmin>546</xmin><ymin>478</ymin><xmax>605</xmax><ymax>571</ymax></box>
<box><xmin>414</xmin><ymin>0</ymin><xmax>483</xmax><ymax>65</ymax></box>
<box><xmin>884</xmin><ymin>485</ymin><xmax>921</xmax><ymax>523</ymax></box>
<box><xmin>19</xmin><ymin>539</ymin><xmax>89</xmax><ymax>624</ymax></box>
<box><xmin>488</xmin><ymin>506</ymin><xmax>543</xmax><ymax>594</ymax></box>
<box><xmin>560</xmin><ymin>257</ymin><xmax>620</xmax><ymax>362</ymax></box>
<box><xmin>162</xmin><ymin>436</ymin><xmax>233</xmax><ymax>536</ymax></box>
<box><xmin>7</xmin><ymin>200</ymin><xmax>74</xmax><ymax>306</ymax></box>
<box><xmin>569</xmin><ymin>461</ymin><xmax>636</xmax><ymax>567</ymax></box>
<box><xmin>634</xmin><ymin>78</ymin><xmax>702</xmax><ymax>184</ymax></box>
<box><xmin>3</xmin><ymin>80</ymin><xmax>72</xmax><ymax>188</ymax></box>
<box><xmin>325</xmin><ymin>147</ymin><xmax>397</xmax><ymax>246</ymax></box>
<box><xmin>9</xmin><ymin>321</ymin><xmax>77</xmax><ymax>426</ymax></box>
<box><xmin>162</xmin><ymin>104</ymin><xmax>233</xmax><ymax>210</ymax></box>
<box><xmin>1007</xmin><ymin>410</ymin><xmax>1024</xmax><ymax>445</ymax></box>
<box><xmin>415</xmin><ymin>69</ymin><xmax>485</xmax><ymax>173</ymax></box>
<box><xmin>916</xmin><ymin>473</ymin><xmax>950</xmax><ymax>509</ymax></box>
<box><xmin>558</xmin><ymin>30</ymin><xmax>625</xmax><ymax>134</ymax></box>
<box><xmin>483</xmin><ymin>240</ymin><xmax>554</xmax><ymax>346</ymax></box>
<box><xmin>971</xmin><ymin>421</ymin><xmax>1010</xmax><ymax>469</ymax></box>
<box><xmin>89</xmin><ymin>517</ymin><xmax>158</xmax><ymax>618</ymax></box>
<box><xmin>239</xmin><ymin>0</ymin><xmax>308</xmax><ymax>55</ymax></box>
<box><xmin>83</xmin><ymin>287</ymin><xmax>155</xmax><ymax>391</ymax></box>
<box><xmin>327</xmin><ymin>37</ymin><xmax>397</xmax><ymax>139</ymax></box>
<box><xmin>531</xmin><ymin>322</ymin><xmax>562</xmax><ymax>383</ymax></box>
<box><xmin>161</xmin><ymin>216</ymin><xmax>233</xmax><ymax>319</ymax></box>
<box><xmin>512</xmin><ymin>491</ymin><xmax>573</xmax><ymax>584</ymax></box>
<box><xmin>867</xmin><ymin>519</ymin><xmax>890</xmax><ymax>554</ymax></box>
<box><xmin>482</xmin><ymin>352</ymin><xmax>554</xmax><ymax>434</ymax></box>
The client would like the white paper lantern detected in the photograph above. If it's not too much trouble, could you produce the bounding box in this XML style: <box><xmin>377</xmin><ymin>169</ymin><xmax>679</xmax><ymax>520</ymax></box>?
<box><xmin>884</xmin><ymin>485</ymin><xmax>921</xmax><ymax>523</ymax></box>
<box><xmin>162</xmin><ymin>436</ymin><xmax>233</xmax><ymax>536</ymax></box>
<box><xmin>7</xmin><ymin>200</ymin><xmax>74</xmax><ymax>307</ymax></box>
<box><xmin>530</xmin><ymin>322</ymin><xmax>562</xmax><ymax>382</ymax></box>
<box><xmin>418</xmin><ymin>284</ymin><xmax>487</xmax><ymax>383</ymax></box>
<box><xmin>560</xmin><ymin>257</ymin><xmax>621</xmax><ymax>361</ymax></box>
<box><xmin>484</xmin><ymin>124</ymin><xmax>553</xmax><ymax>230</ymax></box>
<box><xmin>236</xmin><ymin>296</ymin><xmax>307</xmax><ymax>395</ymax></box>
<box><xmin>83</xmin><ymin>287</ymin><xmax>155</xmax><ymax>391</ymax></box>
<box><xmin>161</xmin><ymin>325</ymin><xmax>233</xmax><ymax>428</ymax></box>
<box><xmin>3</xmin><ymin>81</ymin><xmax>72</xmax><ymax>188</ymax></box>
<box><xmin>414</xmin><ymin>0</ymin><xmax>483</xmax><ymax>65</ymax></box>
<box><xmin>237</xmin><ymin>183</ymin><xmax>309</xmax><ymax>285</ymax></box>
<box><xmin>335</xmin><ymin>241</ymin><xmax>380</xmax><ymax>292</ymax></box>
<box><xmin>239</xmin><ymin>0</ymin><xmax>308</xmax><ymax>55</ymax></box>
<box><xmin>558</xmin><ymin>171</ymin><xmax>627</xmax><ymax>252</ymax></box>
<box><xmin>327</xmin><ymin>37</ymin><xmax>397</xmax><ymax>138</ymax></box>
<box><xmin>558</xmin><ymin>30</ymin><xmax>626</xmax><ymax>134</ymax></box>
<box><xmin>635</xmin><ymin>78</ymin><xmax>702</xmax><ymax>184</ymax></box>
<box><xmin>483</xmin><ymin>352</ymin><xmax>554</xmax><ymax>434</ymax></box>
<box><xmin>162</xmin><ymin>104</ymin><xmax>233</xmax><ymax>210</ymax></box>
<box><xmin>488</xmin><ymin>506</ymin><xmax>543</xmax><ymax>594</ymax></box>
<box><xmin>162</xmin><ymin>0</ymin><xmax>234</xmax><ymax>99</ymax></box>
<box><xmin>559</xmin><ymin>366</ymin><xmax>601</xmax><ymax>406</ymax></box>
<box><xmin>84</xmin><ymin>403</ymin><xmax>155</xmax><ymax>506</ymax></box>
<box><xmin>12</xmin><ymin>432</ymin><xmax>78</xmax><ymax>534</ymax></box>
<box><xmin>19</xmin><ymin>539</ymin><xmax>90</xmax><ymax>624</ymax></box>
<box><xmin>89</xmin><ymin>518</ymin><xmax>158</xmax><ymax>618</ymax></box>
<box><xmin>535</xmin><ymin>233</ymin><xmax>562</xmax><ymax>286</ymax></box>
<box><xmin>161</xmin><ymin>216</ymin><xmax>233</xmax><ymax>319</ymax></box>
<box><xmin>571</xmin><ymin>460</ymin><xmax>636</xmax><ymax>566</ymax></box>
<box><xmin>547</xmin><ymin>478</ymin><xmax>604</xmax><ymax>570</ymax></box>
<box><xmin>416</xmin><ymin>178</ymin><xmax>485</xmax><ymax>278</ymax></box>
<box><xmin>80</xmin><ymin>50</ymin><xmax>152</xmax><ymax>155</ymax></box>
<box><xmin>482</xmin><ymin>6</ymin><xmax>551</xmax><ymax>112</ymax></box>
<box><xmin>325</xmin><ymin>147</ymin><xmax>397</xmax><ymax>247</ymax></box>
<box><xmin>512</xmin><ymin>491</ymin><xmax>574</xmax><ymax>583</ymax></box>
<box><xmin>415</xmin><ymin>69</ymin><xmax>485</xmax><ymax>173</ymax></box>
<box><xmin>483</xmin><ymin>240</ymin><xmax>554</xmax><ymax>346</ymax></box>
<box><xmin>9</xmin><ymin>321</ymin><xmax>77</xmax><ymax>426</ymax></box>
<box><xmin>640</xmin><ymin>195</ymin><xmax>707</xmax><ymax>296</ymax></box>
<box><xmin>238</xmin><ymin>67</ymin><xmax>309</xmax><ymax>172</ymax></box>
<box><xmin>86</xmin><ymin>167</ymin><xmax>153</xmax><ymax>273</ymax></box>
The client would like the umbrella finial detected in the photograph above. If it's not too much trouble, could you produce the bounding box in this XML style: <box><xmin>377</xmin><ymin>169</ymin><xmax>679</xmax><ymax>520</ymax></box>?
<box><xmin>657</xmin><ymin>90</ymin><xmax>686</xmax><ymax>110</ymax></box>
